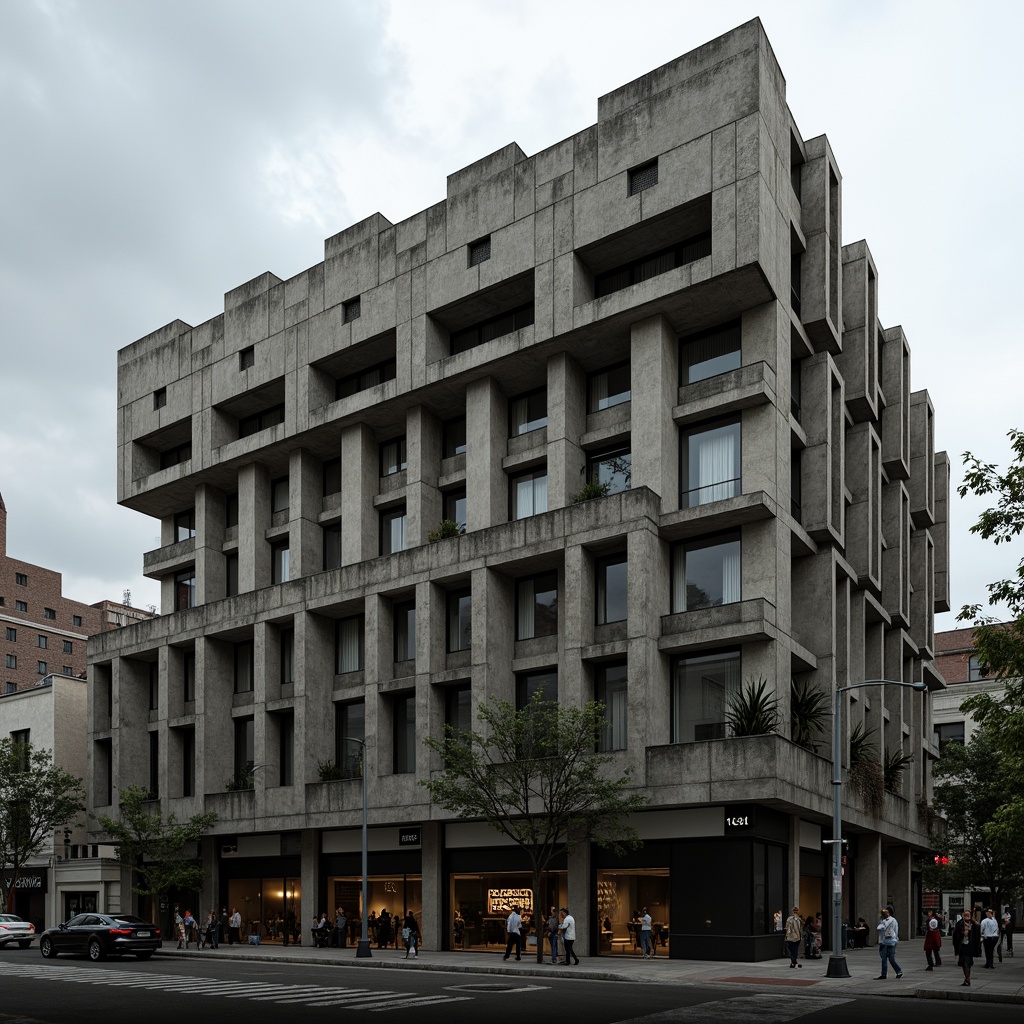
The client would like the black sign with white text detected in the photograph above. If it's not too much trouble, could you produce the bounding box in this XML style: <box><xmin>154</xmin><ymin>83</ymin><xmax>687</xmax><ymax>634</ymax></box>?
<box><xmin>399</xmin><ymin>826</ymin><xmax>421</xmax><ymax>847</ymax></box>
<box><xmin>724</xmin><ymin>808</ymin><xmax>756</xmax><ymax>832</ymax></box>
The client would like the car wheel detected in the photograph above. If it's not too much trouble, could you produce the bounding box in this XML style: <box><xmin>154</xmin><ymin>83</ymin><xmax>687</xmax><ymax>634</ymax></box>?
<box><xmin>40</xmin><ymin>937</ymin><xmax>56</xmax><ymax>959</ymax></box>
<box><xmin>136</xmin><ymin>951</ymin><xmax>154</xmax><ymax>960</ymax></box>
<box><xmin>88</xmin><ymin>937</ymin><xmax>105</xmax><ymax>962</ymax></box>
<box><xmin>19</xmin><ymin>940</ymin><xmax>32</xmax><ymax>949</ymax></box>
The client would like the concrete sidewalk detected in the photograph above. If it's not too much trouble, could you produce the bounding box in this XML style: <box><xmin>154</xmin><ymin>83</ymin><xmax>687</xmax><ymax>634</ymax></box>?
<box><xmin>157</xmin><ymin>939</ymin><xmax>1024</xmax><ymax>1004</ymax></box>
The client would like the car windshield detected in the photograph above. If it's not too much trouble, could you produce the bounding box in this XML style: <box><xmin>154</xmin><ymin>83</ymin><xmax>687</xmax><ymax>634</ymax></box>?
<box><xmin>0</xmin><ymin>915</ymin><xmax>24</xmax><ymax>922</ymax></box>
<box><xmin>112</xmin><ymin>916</ymin><xmax>146</xmax><ymax>924</ymax></box>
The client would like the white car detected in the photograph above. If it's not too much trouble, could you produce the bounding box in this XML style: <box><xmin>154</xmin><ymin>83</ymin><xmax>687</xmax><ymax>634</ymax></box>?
<box><xmin>0</xmin><ymin>914</ymin><xmax>37</xmax><ymax>948</ymax></box>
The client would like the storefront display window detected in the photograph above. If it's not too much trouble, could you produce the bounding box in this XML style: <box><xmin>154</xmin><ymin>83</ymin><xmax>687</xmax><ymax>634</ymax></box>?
<box><xmin>324</xmin><ymin>874</ymin><xmax>422</xmax><ymax>947</ymax></box>
<box><xmin>596</xmin><ymin>868</ymin><xmax>670</xmax><ymax>955</ymax></box>
<box><xmin>226</xmin><ymin>876</ymin><xmax>301</xmax><ymax>943</ymax></box>
<box><xmin>449</xmin><ymin>871</ymin><xmax>566</xmax><ymax>952</ymax></box>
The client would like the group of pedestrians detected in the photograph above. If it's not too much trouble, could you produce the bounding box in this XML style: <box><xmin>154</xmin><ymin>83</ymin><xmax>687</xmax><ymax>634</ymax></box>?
<box><xmin>173</xmin><ymin>906</ymin><xmax>241</xmax><ymax>949</ymax></box>
<box><xmin>502</xmin><ymin>904</ymin><xmax>580</xmax><ymax>965</ymax></box>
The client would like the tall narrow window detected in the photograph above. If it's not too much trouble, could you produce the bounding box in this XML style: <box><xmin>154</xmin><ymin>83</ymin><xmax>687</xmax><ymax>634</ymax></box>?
<box><xmin>516</xmin><ymin>572</ymin><xmax>558</xmax><ymax>640</ymax></box>
<box><xmin>239</xmin><ymin>346</ymin><xmax>255</xmax><ymax>371</ymax></box>
<box><xmin>174</xmin><ymin>508</ymin><xmax>196</xmax><ymax>542</ymax></box>
<box><xmin>322</xmin><ymin>457</ymin><xmax>342</xmax><ymax>496</ymax></box>
<box><xmin>671</xmin><ymin>649</ymin><xmax>740</xmax><ymax>742</ymax></box>
<box><xmin>681</xmin><ymin>322</ymin><xmax>741</xmax><ymax>384</ymax></box>
<box><xmin>381</xmin><ymin>506</ymin><xmax>407</xmax><ymax>555</ymax></box>
<box><xmin>394</xmin><ymin>601</ymin><xmax>416</xmax><ymax>663</ymax></box>
<box><xmin>681</xmin><ymin>419</ymin><xmax>741</xmax><ymax>507</ymax></box>
<box><xmin>447</xmin><ymin>589</ymin><xmax>472</xmax><ymax>652</ymax></box>
<box><xmin>343</xmin><ymin>296</ymin><xmax>361</xmax><ymax>323</ymax></box>
<box><xmin>323</xmin><ymin>523</ymin><xmax>342</xmax><ymax>570</ymax></box>
<box><xmin>234</xmin><ymin>717</ymin><xmax>255</xmax><ymax>781</ymax></box>
<box><xmin>393</xmin><ymin>694</ymin><xmax>416</xmax><ymax>774</ymax></box>
<box><xmin>596</xmin><ymin>553</ymin><xmax>628</xmax><ymax>625</ymax></box>
<box><xmin>271</xmin><ymin>541</ymin><xmax>290</xmax><ymax>584</ymax></box>
<box><xmin>148</xmin><ymin>732</ymin><xmax>160</xmax><ymax>798</ymax></box>
<box><xmin>278</xmin><ymin>713</ymin><xmax>294</xmax><ymax>786</ymax></box>
<box><xmin>225</xmin><ymin>554</ymin><xmax>239</xmax><ymax>597</ymax></box>
<box><xmin>596</xmin><ymin>661</ymin><xmax>628</xmax><ymax>751</ymax></box>
<box><xmin>174</xmin><ymin>569</ymin><xmax>196</xmax><ymax>611</ymax></box>
<box><xmin>516</xmin><ymin>669</ymin><xmax>557</xmax><ymax>708</ymax></box>
<box><xmin>380</xmin><ymin>437</ymin><xmax>407</xmax><ymax>476</ymax></box>
<box><xmin>280</xmin><ymin>628</ymin><xmax>294</xmax><ymax>685</ymax></box>
<box><xmin>148</xmin><ymin>662</ymin><xmax>159</xmax><ymax>711</ymax></box>
<box><xmin>445</xmin><ymin>683</ymin><xmax>472</xmax><ymax>735</ymax></box>
<box><xmin>443</xmin><ymin>417</ymin><xmax>467</xmax><ymax>457</ymax></box>
<box><xmin>444</xmin><ymin>488</ymin><xmax>467</xmax><ymax>530</ymax></box>
<box><xmin>234</xmin><ymin>640</ymin><xmax>254</xmax><ymax>694</ymax></box>
<box><xmin>183</xmin><ymin>650</ymin><xmax>196</xmax><ymax>703</ymax></box>
<box><xmin>588</xmin><ymin>363</ymin><xmax>631</xmax><ymax>412</ymax></box>
<box><xmin>182</xmin><ymin>728</ymin><xmax>195</xmax><ymax>798</ymax></box>
<box><xmin>153</xmin><ymin>387</ymin><xmax>167</xmax><ymax>410</ymax></box>
<box><xmin>509</xmin><ymin>389</ymin><xmax>547</xmax><ymax>436</ymax></box>
<box><xmin>335</xmin><ymin>700</ymin><xmax>365</xmax><ymax>778</ymax></box>
<box><xmin>588</xmin><ymin>446</ymin><xmax>632</xmax><ymax>494</ymax></box>
<box><xmin>336</xmin><ymin>616</ymin><xmax>364</xmax><ymax>673</ymax></box>
<box><xmin>671</xmin><ymin>533</ymin><xmax>741</xmax><ymax>613</ymax></box>
<box><xmin>225</xmin><ymin>492</ymin><xmax>239</xmax><ymax>528</ymax></box>
<box><xmin>510</xmin><ymin>468</ymin><xmax>547</xmax><ymax>519</ymax></box>
<box><xmin>271</xmin><ymin>477</ymin><xmax>289</xmax><ymax>514</ymax></box>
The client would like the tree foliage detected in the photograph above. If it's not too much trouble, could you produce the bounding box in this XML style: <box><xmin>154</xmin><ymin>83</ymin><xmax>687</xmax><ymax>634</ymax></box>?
<box><xmin>927</xmin><ymin>732</ymin><xmax>1023</xmax><ymax>904</ymax></box>
<box><xmin>94</xmin><ymin>785</ymin><xmax>217</xmax><ymax>902</ymax></box>
<box><xmin>422</xmin><ymin>692</ymin><xmax>645</xmax><ymax>961</ymax></box>
<box><xmin>0</xmin><ymin>738</ymin><xmax>85</xmax><ymax>912</ymax></box>
<box><xmin>952</xmin><ymin>429</ymin><xmax>1024</xmax><ymax>897</ymax></box>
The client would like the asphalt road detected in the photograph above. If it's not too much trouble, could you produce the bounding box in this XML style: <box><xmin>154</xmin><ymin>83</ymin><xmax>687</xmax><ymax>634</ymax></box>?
<box><xmin>1</xmin><ymin>948</ymin><xmax>1020</xmax><ymax>1024</ymax></box>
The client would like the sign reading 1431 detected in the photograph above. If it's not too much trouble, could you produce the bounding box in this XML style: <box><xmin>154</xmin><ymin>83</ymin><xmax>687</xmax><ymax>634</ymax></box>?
<box><xmin>724</xmin><ymin>809</ymin><xmax>755</xmax><ymax>832</ymax></box>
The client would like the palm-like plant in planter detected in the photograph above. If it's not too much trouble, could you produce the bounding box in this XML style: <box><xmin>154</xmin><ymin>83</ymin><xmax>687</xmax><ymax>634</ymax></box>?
<box><xmin>725</xmin><ymin>677</ymin><xmax>781</xmax><ymax>736</ymax></box>
<box><xmin>848</xmin><ymin>723</ymin><xmax>884</xmax><ymax>814</ymax></box>
<box><xmin>790</xmin><ymin>679</ymin><xmax>830</xmax><ymax>752</ymax></box>
<box><xmin>883</xmin><ymin>748</ymin><xmax>914</xmax><ymax>794</ymax></box>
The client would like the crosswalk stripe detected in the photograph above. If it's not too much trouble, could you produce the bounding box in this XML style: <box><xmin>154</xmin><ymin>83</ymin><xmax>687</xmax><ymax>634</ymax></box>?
<box><xmin>249</xmin><ymin>987</ymin><xmax>343</xmax><ymax>1001</ymax></box>
<box><xmin>613</xmin><ymin>995</ymin><xmax>855</xmax><ymax>1024</ymax></box>
<box><xmin>288</xmin><ymin>990</ymin><xmax>398</xmax><ymax>1007</ymax></box>
<box><xmin>369</xmin><ymin>995</ymin><xmax>473</xmax><ymax>1012</ymax></box>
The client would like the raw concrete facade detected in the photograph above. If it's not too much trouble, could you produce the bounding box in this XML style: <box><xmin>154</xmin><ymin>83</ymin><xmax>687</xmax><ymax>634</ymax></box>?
<box><xmin>90</xmin><ymin>20</ymin><xmax>948</xmax><ymax>960</ymax></box>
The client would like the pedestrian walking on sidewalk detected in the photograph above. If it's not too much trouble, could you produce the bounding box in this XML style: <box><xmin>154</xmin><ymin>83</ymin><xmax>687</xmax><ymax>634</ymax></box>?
<box><xmin>923</xmin><ymin>909</ymin><xmax>942</xmax><ymax>969</ymax></box>
<box><xmin>981</xmin><ymin>907</ymin><xmax>1000</xmax><ymax>967</ymax></box>
<box><xmin>402</xmin><ymin>911</ymin><xmax>420</xmax><ymax>959</ymax></box>
<box><xmin>559</xmin><ymin>906</ymin><xmax>580</xmax><ymax>965</ymax></box>
<box><xmin>954</xmin><ymin>912</ymin><xmax>981</xmax><ymax>986</ymax></box>
<box><xmin>229</xmin><ymin>908</ymin><xmax>241</xmax><ymax>945</ymax></box>
<box><xmin>547</xmin><ymin>907</ymin><xmax>561</xmax><ymax>964</ymax></box>
<box><xmin>1001</xmin><ymin>905</ymin><xmax>1015</xmax><ymax>957</ymax></box>
<box><xmin>875</xmin><ymin>907</ymin><xmax>903</xmax><ymax>979</ymax></box>
<box><xmin>503</xmin><ymin>905</ymin><xmax>522</xmax><ymax>961</ymax></box>
<box><xmin>784</xmin><ymin>907</ymin><xmax>803</xmax><ymax>968</ymax></box>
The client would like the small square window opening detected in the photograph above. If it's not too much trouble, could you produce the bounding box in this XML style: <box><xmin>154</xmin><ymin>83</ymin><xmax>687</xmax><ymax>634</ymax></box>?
<box><xmin>628</xmin><ymin>160</ymin><xmax>658</xmax><ymax>196</ymax></box>
<box><xmin>468</xmin><ymin>237</ymin><xmax>491</xmax><ymax>267</ymax></box>
<box><xmin>239</xmin><ymin>346</ymin><xmax>255</xmax><ymax>371</ymax></box>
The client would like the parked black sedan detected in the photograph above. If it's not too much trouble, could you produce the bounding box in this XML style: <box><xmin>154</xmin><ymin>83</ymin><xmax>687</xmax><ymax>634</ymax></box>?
<box><xmin>39</xmin><ymin>914</ymin><xmax>161</xmax><ymax>961</ymax></box>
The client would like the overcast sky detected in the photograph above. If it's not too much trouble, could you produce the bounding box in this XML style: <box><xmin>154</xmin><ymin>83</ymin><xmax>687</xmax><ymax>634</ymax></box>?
<box><xmin>1</xmin><ymin>0</ymin><xmax>1021</xmax><ymax>630</ymax></box>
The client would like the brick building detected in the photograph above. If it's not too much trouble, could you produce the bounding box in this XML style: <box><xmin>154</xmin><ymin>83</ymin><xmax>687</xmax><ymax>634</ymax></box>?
<box><xmin>1</xmin><ymin>492</ymin><xmax>154</xmax><ymax>692</ymax></box>
<box><xmin>90</xmin><ymin>20</ymin><xmax>949</xmax><ymax>960</ymax></box>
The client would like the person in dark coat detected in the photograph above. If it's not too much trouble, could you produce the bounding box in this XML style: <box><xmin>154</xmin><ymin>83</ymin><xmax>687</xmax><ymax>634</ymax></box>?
<box><xmin>376</xmin><ymin>909</ymin><xmax>392</xmax><ymax>949</ymax></box>
<box><xmin>923</xmin><ymin>909</ymin><xmax>942</xmax><ymax>969</ymax></box>
<box><xmin>953</xmin><ymin>912</ymin><xmax>982</xmax><ymax>986</ymax></box>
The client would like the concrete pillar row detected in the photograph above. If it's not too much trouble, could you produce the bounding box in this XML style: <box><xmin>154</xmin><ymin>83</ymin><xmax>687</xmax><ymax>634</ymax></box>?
<box><xmin>856</xmin><ymin>832</ymin><xmax>883</xmax><ymax>944</ymax></box>
<box><xmin>341</xmin><ymin>423</ymin><xmax>379</xmax><ymax>565</ymax></box>
<box><xmin>465</xmin><ymin>377</ymin><xmax>508</xmax><ymax>531</ymax></box>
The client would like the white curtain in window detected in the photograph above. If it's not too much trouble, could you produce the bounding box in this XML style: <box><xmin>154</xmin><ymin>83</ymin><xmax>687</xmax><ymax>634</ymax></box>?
<box><xmin>390</xmin><ymin>513</ymin><xmax>407</xmax><ymax>552</ymax></box>
<box><xmin>518</xmin><ymin>579</ymin><xmax>536</xmax><ymax>639</ymax></box>
<box><xmin>511</xmin><ymin>396</ymin><xmax>527</xmax><ymax>433</ymax></box>
<box><xmin>721</xmin><ymin>543</ymin><xmax>740</xmax><ymax>604</ymax></box>
<box><xmin>696</xmin><ymin>428</ymin><xmax>736</xmax><ymax>503</ymax></box>
<box><xmin>339</xmin><ymin>619</ymin><xmax>361</xmax><ymax>672</ymax></box>
<box><xmin>591</xmin><ymin>372</ymin><xmax>608</xmax><ymax>411</ymax></box>
<box><xmin>533</xmin><ymin>474</ymin><xmax>548</xmax><ymax>514</ymax></box>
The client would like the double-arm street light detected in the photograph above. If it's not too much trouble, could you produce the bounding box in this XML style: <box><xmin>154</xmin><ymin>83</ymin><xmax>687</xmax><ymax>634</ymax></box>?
<box><xmin>825</xmin><ymin>679</ymin><xmax>928</xmax><ymax>979</ymax></box>
<box><xmin>342</xmin><ymin>735</ymin><xmax>371</xmax><ymax>959</ymax></box>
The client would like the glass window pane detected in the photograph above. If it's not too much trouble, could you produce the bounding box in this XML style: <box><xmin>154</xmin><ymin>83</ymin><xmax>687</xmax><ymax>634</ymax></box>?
<box><xmin>591</xmin><ymin>449</ymin><xmax>632</xmax><ymax>494</ymax></box>
<box><xmin>671</xmin><ymin>650</ymin><xmax>740</xmax><ymax>743</ymax></box>
<box><xmin>590</xmin><ymin>364</ymin><xmax>631</xmax><ymax>411</ymax></box>
<box><xmin>672</xmin><ymin>536</ymin><xmax>741</xmax><ymax>612</ymax></box>
<box><xmin>597</xmin><ymin>555</ymin><xmax>628</xmax><ymax>624</ymax></box>
<box><xmin>684</xmin><ymin>421</ymin><xmax>741</xmax><ymax>507</ymax></box>
<box><xmin>683</xmin><ymin>322</ymin><xmax>741</xmax><ymax>384</ymax></box>
<box><xmin>596</xmin><ymin>661</ymin><xmax>628</xmax><ymax>751</ymax></box>
<box><xmin>448</xmin><ymin>591</ymin><xmax>472</xmax><ymax>652</ymax></box>
<box><xmin>336</xmin><ymin>616</ymin><xmax>364</xmax><ymax>673</ymax></box>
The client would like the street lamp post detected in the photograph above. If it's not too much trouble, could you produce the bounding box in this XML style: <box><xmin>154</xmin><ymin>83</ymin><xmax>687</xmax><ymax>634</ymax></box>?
<box><xmin>826</xmin><ymin>679</ymin><xmax>928</xmax><ymax>979</ymax></box>
<box><xmin>342</xmin><ymin>735</ymin><xmax>371</xmax><ymax>959</ymax></box>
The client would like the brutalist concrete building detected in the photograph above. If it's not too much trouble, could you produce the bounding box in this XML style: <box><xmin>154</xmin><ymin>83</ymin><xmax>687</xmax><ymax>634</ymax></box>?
<box><xmin>89</xmin><ymin>19</ymin><xmax>949</xmax><ymax>960</ymax></box>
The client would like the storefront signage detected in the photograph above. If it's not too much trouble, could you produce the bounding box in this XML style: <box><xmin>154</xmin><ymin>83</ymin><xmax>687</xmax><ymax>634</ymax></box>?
<box><xmin>724</xmin><ymin>808</ymin><xmax>756</xmax><ymax>832</ymax></box>
<box><xmin>1</xmin><ymin>869</ymin><xmax>47</xmax><ymax>894</ymax></box>
<box><xmin>399</xmin><ymin>827</ymin><xmax>421</xmax><ymax>847</ymax></box>
<box><xmin>488</xmin><ymin>888</ymin><xmax>533</xmax><ymax>914</ymax></box>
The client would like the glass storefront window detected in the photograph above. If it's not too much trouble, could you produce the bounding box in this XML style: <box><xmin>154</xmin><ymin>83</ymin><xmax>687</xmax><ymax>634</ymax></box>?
<box><xmin>449</xmin><ymin>871</ymin><xmax>566</xmax><ymax>952</ymax></box>
<box><xmin>226</xmin><ymin>876</ymin><xmax>301</xmax><ymax>943</ymax></box>
<box><xmin>325</xmin><ymin>875</ymin><xmax>422</xmax><ymax>947</ymax></box>
<box><xmin>596</xmin><ymin>868</ymin><xmax>670</xmax><ymax>956</ymax></box>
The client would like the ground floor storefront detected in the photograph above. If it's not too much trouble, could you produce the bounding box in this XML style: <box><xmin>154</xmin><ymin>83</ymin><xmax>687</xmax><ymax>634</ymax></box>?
<box><xmin>200</xmin><ymin>806</ymin><xmax>922</xmax><ymax>962</ymax></box>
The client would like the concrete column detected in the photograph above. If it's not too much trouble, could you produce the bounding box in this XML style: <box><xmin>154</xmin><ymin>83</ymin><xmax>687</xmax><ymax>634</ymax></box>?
<box><xmin>202</xmin><ymin>837</ymin><xmax>219</xmax><ymax>920</ymax></box>
<box><xmin>629</xmin><ymin>527</ymin><xmax>670</xmax><ymax>756</ymax></box>
<box><xmin>887</xmin><ymin>845</ymin><xmax>912</xmax><ymax>941</ymax></box>
<box><xmin>471</xmin><ymin>566</ymin><xmax>514</xmax><ymax>714</ymax></box>
<box><xmin>299</xmin><ymin>610</ymin><xmax>335</xmax><ymax>788</ymax></box>
<box><xmin>546</xmin><ymin>352</ymin><xmax>585</xmax><ymax>510</ymax></box>
<box><xmin>407</xmin><ymin>405</ymin><xmax>441</xmax><ymax>546</ymax></box>
<box><xmin>195</xmin><ymin>483</ymin><xmax>225</xmax><ymax>604</ymax></box>
<box><xmin>788</xmin><ymin>815</ymin><xmax>802</xmax><ymax>918</ymax></box>
<box><xmin>418</xmin><ymin>580</ymin><xmax>445</xmax><ymax>677</ymax></box>
<box><xmin>290</xmin><ymin>448</ymin><xmax>321</xmax><ymax>578</ymax></box>
<box><xmin>237</xmin><ymin>462</ymin><xmax>270</xmax><ymax>593</ymax></box>
<box><xmin>465</xmin><ymin>377</ymin><xmax>507</xmax><ymax>531</ymax></box>
<box><xmin>567</xmin><ymin>841</ymin><xmax>591</xmax><ymax>957</ymax></box>
<box><xmin>630</xmin><ymin>314</ymin><xmax>679</xmax><ymax>514</ymax></box>
<box><xmin>301</xmin><ymin>828</ymin><xmax>318</xmax><ymax>948</ymax></box>
<box><xmin>341</xmin><ymin>423</ymin><xmax>379</xmax><ymax>564</ymax></box>
<box><xmin>856</xmin><ymin>832</ymin><xmax>883</xmax><ymax>944</ymax></box>
<box><xmin>420</xmin><ymin>821</ymin><xmax>443</xmax><ymax>951</ymax></box>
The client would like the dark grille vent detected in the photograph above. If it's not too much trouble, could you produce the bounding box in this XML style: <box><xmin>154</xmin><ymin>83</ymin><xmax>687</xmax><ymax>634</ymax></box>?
<box><xmin>343</xmin><ymin>297</ymin><xmax>361</xmax><ymax>323</ymax></box>
<box><xmin>468</xmin><ymin>237</ymin><xmax>491</xmax><ymax>266</ymax></box>
<box><xmin>628</xmin><ymin>160</ymin><xmax>658</xmax><ymax>196</ymax></box>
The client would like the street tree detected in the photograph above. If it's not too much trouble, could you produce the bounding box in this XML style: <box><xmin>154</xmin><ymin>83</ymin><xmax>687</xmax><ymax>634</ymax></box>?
<box><xmin>94</xmin><ymin>785</ymin><xmax>216</xmax><ymax>916</ymax></box>
<box><xmin>422</xmin><ymin>692</ymin><xmax>646</xmax><ymax>962</ymax></box>
<box><xmin>927</xmin><ymin>731</ymin><xmax>1023</xmax><ymax>906</ymax></box>
<box><xmin>954</xmin><ymin>428</ymin><xmax>1024</xmax><ymax>895</ymax></box>
<box><xmin>0</xmin><ymin>737</ymin><xmax>85</xmax><ymax>912</ymax></box>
